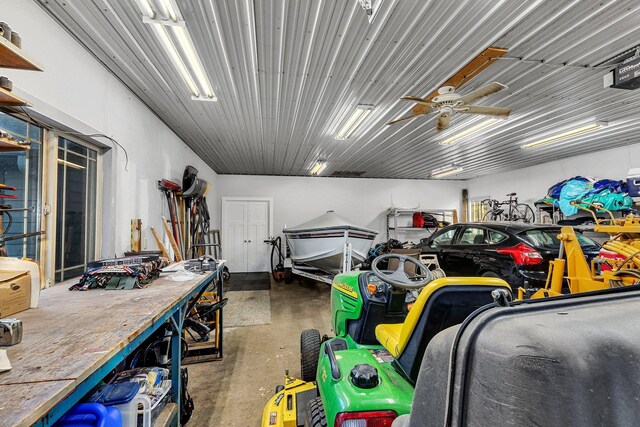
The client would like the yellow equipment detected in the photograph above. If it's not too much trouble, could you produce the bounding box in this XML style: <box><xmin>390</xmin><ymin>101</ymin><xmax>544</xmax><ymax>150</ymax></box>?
<box><xmin>261</xmin><ymin>374</ymin><xmax>318</xmax><ymax>427</ymax></box>
<box><xmin>518</xmin><ymin>201</ymin><xmax>640</xmax><ymax>300</ymax></box>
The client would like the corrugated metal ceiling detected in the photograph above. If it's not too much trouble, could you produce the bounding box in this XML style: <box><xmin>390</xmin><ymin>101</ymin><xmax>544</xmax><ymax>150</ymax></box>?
<box><xmin>36</xmin><ymin>0</ymin><xmax>640</xmax><ymax>179</ymax></box>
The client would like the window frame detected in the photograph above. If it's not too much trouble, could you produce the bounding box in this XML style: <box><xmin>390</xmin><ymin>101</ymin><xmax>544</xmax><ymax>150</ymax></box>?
<box><xmin>455</xmin><ymin>226</ymin><xmax>488</xmax><ymax>246</ymax></box>
<box><xmin>430</xmin><ymin>226</ymin><xmax>460</xmax><ymax>247</ymax></box>
<box><xmin>52</xmin><ymin>134</ymin><xmax>103</xmax><ymax>283</ymax></box>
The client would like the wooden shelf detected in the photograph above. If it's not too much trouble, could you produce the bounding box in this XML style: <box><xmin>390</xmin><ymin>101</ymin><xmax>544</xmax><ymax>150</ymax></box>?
<box><xmin>0</xmin><ymin>36</ymin><xmax>42</xmax><ymax>71</ymax></box>
<box><xmin>0</xmin><ymin>86</ymin><xmax>28</xmax><ymax>107</ymax></box>
<box><xmin>0</xmin><ymin>135</ymin><xmax>29</xmax><ymax>152</ymax></box>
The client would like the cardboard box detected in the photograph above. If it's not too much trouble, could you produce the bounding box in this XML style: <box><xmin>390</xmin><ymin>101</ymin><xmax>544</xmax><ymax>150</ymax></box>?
<box><xmin>0</xmin><ymin>258</ymin><xmax>42</xmax><ymax>308</ymax></box>
<box><xmin>0</xmin><ymin>270</ymin><xmax>31</xmax><ymax>318</ymax></box>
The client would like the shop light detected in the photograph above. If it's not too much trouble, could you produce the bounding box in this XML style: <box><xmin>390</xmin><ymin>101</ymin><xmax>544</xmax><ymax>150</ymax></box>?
<box><xmin>153</xmin><ymin>24</ymin><xmax>200</xmax><ymax>97</ymax></box>
<box><xmin>310</xmin><ymin>161</ymin><xmax>327</xmax><ymax>175</ymax></box>
<box><xmin>335</xmin><ymin>105</ymin><xmax>374</xmax><ymax>140</ymax></box>
<box><xmin>521</xmin><ymin>121</ymin><xmax>608</xmax><ymax>149</ymax></box>
<box><xmin>431</xmin><ymin>164</ymin><xmax>463</xmax><ymax>179</ymax></box>
<box><xmin>136</xmin><ymin>0</ymin><xmax>216</xmax><ymax>101</ymax></box>
<box><xmin>439</xmin><ymin>118</ymin><xmax>501</xmax><ymax>145</ymax></box>
<box><xmin>172</xmin><ymin>26</ymin><xmax>215</xmax><ymax>99</ymax></box>
<box><xmin>160</xmin><ymin>0</ymin><xmax>178</xmax><ymax>22</ymax></box>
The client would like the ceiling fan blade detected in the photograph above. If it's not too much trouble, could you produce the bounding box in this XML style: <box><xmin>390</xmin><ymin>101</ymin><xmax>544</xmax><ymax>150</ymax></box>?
<box><xmin>456</xmin><ymin>105</ymin><xmax>511</xmax><ymax>117</ymax></box>
<box><xmin>458</xmin><ymin>82</ymin><xmax>507</xmax><ymax>105</ymax></box>
<box><xmin>436</xmin><ymin>112</ymin><xmax>451</xmax><ymax>132</ymax></box>
<box><xmin>387</xmin><ymin>113</ymin><xmax>425</xmax><ymax>125</ymax></box>
<box><xmin>401</xmin><ymin>96</ymin><xmax>436</xmax><ymax>107</ymax></box>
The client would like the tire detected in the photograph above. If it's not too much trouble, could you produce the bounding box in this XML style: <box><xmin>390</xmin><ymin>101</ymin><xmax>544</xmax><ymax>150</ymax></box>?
<box><xmin>514</xmin><ymin>204</ymin><xmax>535</xmax><ymax>223</ymax></box>
<box><xmin>305</xmin><ymin>397</ymin><xmax>328</xmax><ymax>427</ymax></box>
<box><xmin>300</xmin><ymin>329</ymin><xmax>321</xmax><ymax>381</ymax></box>
<box><xmin>275</xmin><ymin>384</ymin><xmax>284</xmax><ymax>393</ymax></box>
<box><xmin>483</xmin><ymin>210</ymin><xmax>504</xmax><ymax>222</ymax></box>
<box><xmin>481</xmin><ymin>271</ymin><xmax>501</xmax><ymax>278</ymax></box>
<box><xmin>284</xmin><ymin>268</ymin><xmax>293</xmax><ymax>284</ymax></box>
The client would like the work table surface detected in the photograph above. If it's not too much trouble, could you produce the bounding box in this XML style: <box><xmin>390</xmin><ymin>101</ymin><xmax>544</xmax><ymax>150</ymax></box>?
<box><xmin>0</xmin><ymin>270</ymin><xmax>213</xmax><ymax>427</ymax></box>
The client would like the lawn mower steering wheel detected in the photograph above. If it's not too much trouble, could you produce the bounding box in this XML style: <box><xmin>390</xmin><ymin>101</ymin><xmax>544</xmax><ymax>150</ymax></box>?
<box><xmin>371</xmin><ymin>254</ymin><xmax>432</xmax><ymax>289</ymax></box>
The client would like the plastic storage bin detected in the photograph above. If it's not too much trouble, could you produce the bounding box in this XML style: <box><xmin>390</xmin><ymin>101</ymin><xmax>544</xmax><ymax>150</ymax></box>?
<box><xmin>103</xmin><ymin>367</ymin><xmax>171</xmax><ymax>427</ymax></box>
<box><xmin>626</xmin><ymin>168</ymin><xmax>640</xmax><ymax>197</ymax></box>
<box><xmin>111</xmin><ymin>381</ymin><xmax>171</xmax><ymax>427</ymax></box>
<box><xmin>53</xmin><ymin>403</ymin><xmax>122</xmax><ymax>427</ymax></box>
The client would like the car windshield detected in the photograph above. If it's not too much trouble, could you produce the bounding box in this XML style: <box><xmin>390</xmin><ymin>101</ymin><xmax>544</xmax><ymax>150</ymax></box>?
<box><xmin>520</xmin><ymin>229</ymin><xmax>599</xmax><ymax>249</ymax></box>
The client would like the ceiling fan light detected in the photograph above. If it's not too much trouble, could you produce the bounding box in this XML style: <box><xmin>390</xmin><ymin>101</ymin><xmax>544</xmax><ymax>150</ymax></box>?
<box><xmin>336</xmin><ymin>104</ymin><xmax>374</xmax><ymax>140</ymax></box>
<box><xmin>521</xmin><ymin>121</ymin><xmax>608</xmax><ymax>149</ymax></box>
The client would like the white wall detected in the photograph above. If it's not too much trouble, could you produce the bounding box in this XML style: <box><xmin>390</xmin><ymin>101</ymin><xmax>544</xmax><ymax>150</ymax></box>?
<box><xmin>2</xmin><ymin>1</ymin><xmax>217</xmax><ymax>273</ymax></box>
<box><xmin>218</xmin><ymin>175</ymin><xmax>465</xmax><ymax>254</ymax></box>
<box><xmin>465</xmin><ymin>144</ymin><xmax>638</xmax><ymax>207</ymax></box>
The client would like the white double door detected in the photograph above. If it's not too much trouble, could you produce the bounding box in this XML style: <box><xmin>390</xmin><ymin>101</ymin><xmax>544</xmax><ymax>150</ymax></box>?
<box><xmin>223</xmin><ymin>199</ymin><xmax>271</xmax><ymax>273</ymax></box>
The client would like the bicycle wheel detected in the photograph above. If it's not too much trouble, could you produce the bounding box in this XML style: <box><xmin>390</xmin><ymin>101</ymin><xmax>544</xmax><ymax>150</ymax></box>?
<box><xmin>514</xmin><ymin>204</ymin><xmax>536</xmax><ymax>223</ymax></box>
<box><xmin>483</xmin><ymin>210</ymin><xmax>504</xmax><ymax>222</ymax></box>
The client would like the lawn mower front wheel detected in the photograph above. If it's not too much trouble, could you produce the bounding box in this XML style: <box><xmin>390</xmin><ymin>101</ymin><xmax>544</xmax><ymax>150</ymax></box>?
<box><xmin>300</xmin><ymin>329</ymin><xmax>321</xmax><ymax>381</ymax></box>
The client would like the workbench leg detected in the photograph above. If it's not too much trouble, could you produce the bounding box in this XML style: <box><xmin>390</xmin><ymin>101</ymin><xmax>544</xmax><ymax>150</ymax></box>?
<box><xmin>171</xmin><ymin>308</ymin><xmax>183</xmax><ymax>426</ymax></box>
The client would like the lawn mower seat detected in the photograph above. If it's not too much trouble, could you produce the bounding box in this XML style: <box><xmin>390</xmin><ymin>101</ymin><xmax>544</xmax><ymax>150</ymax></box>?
<box><xmin>375</xmin><ymin>277</ymin><xmax>511</xmax><ymax>383</ymax></box>
<box><xmin>389</xmin><ymin>249</ymin><xmax>421</xmax><ymax>275</ymax></box>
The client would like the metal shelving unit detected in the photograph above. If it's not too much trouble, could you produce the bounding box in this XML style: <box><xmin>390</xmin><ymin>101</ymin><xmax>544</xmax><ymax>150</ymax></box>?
<box><xmin>386</xmin><ymin>208</ymin><xmax>457</xmax><ymax>241</ymax></box>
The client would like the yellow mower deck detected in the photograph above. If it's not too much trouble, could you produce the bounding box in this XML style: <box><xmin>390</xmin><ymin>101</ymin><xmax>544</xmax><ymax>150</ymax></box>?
<box><xmin>261</xmin><ymin>375</ymin><xmax>318</xmax><ymax>427</ymax></box>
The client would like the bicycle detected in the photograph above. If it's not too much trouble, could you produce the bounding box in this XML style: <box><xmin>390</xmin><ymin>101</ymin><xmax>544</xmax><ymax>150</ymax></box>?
<box><xmin>482</xmin><ymin>193</ymin><xmax>535</xmax><ymax>223</ymax></box>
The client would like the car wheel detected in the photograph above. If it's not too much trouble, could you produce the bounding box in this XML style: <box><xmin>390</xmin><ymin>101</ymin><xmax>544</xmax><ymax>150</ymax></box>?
<box><xmin>300</xmin><ymin>329</ymin><xmax>321</xmax><ymax>381</ymax></box>
<box><xmin>305</xmin><ymin>397</ymin><xmax>328</xmax><ymax>427</ymax></box>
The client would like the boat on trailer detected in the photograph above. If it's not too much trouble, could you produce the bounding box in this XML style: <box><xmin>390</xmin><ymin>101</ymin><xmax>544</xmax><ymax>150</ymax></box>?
<box><xmin>283</xmin><ymin>211</ymin><xmax>378</xmax><ymax>283</ymax></box>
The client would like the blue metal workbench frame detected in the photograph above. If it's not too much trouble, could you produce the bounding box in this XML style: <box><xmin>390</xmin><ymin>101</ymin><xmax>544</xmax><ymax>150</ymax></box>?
<box><xmin>33</xmin><ymin>265</ymin><xmax>223</xmax><ymax>427</ymax></box>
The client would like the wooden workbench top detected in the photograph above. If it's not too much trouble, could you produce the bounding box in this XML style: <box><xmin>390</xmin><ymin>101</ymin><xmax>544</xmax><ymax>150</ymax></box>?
<box><xmin>0</xmin><ymin>270</ymin><xmax>214</xmax><ymax>427</ymax></box>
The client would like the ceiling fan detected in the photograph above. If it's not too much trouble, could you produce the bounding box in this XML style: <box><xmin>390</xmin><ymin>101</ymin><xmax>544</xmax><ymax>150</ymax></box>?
<box><xmin>390</xmin><ymin>82</ymin><xmax>511</xmax><ymax>131</ymax></box>
<box><xmin>387</xmin><ymin>46</ymin><xmax>511</xmax><ymax>131</ymax></box>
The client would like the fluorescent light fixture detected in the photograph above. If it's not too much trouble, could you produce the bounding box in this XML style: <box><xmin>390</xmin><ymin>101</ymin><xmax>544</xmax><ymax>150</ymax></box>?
<box><xmin>57</xmin><ymin>159</ymin><xmax>86</xmax><ymax>170</ymax></box>
<box><xmin>521</xmin><ymin>121</ymin><xmax>608</xmax><ymax>149</ymax></box>
<box><xmin>310</xmin><ymin>161</ymin><xmax>327</xmax><ymax>175</ymax></box>
<box><xmin>431</xmin><ymin>164</ymin><xmax>463</xmax><ymax>179</ymax></box>
<box><xmin>138</xmin><ymin>0</ymin><xmax>155</xmax><ymax>18</ymax></box>
<box><xmin>160</xmin><ymin>0</ymin><xmax>178</xmax><ymax>21</ymax></box>
<box><xmin>336</xmin><ymin>104</ymin><xmax>374</xmax><ymax>140</ymax></box>
<box><xmin>153</xmin><ymin>24</ymin><xmax>200</xmax><ymax>97</ymax></box>
<box><xmin>439</xmin><ymin>118</ymin><xmax>501</xmax><ymax>145</ymax></box>
<box><xmin>173</xmin><ymin>26</ymin><xmax>215</xmax><ymax>99</ymax></box>
<box><xmin>136</xmin><ymin>0</ymin><xmax>216</xmax><ymax>101</ymax></box>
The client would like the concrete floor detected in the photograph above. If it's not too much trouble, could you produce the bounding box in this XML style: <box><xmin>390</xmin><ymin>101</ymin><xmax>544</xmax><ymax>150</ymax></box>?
<box><xmin>188</xmin><ymin>278</ymin><xmax>331</xmax><ymax>426</ymax></box>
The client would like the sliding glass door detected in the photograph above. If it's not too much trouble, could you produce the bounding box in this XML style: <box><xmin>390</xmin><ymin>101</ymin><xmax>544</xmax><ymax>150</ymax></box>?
<box><xmin>54</xmin><ymin>137</ymin><xmax>98</xmax><ymax>282</ymax></box>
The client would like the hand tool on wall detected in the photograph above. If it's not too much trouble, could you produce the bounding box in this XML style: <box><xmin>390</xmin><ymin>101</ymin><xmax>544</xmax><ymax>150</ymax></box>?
<box><xmin>162</xmin><ymin>216</ymin><xmax>183</xmax><ymax>262</ymax></box>
<box><xmin>150</xmin><ymin>226</ymin><xmax>169</xmax><ymax>258</ymax></box>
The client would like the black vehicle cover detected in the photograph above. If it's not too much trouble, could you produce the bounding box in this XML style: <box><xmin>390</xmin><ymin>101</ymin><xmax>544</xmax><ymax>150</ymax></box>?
<box><xmin>408</xmin><ymin>286</ymin><xmax>640</xmax><ymax>427</ymax></box>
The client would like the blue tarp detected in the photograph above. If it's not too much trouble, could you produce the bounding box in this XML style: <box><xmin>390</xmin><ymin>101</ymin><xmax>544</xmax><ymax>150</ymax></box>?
<box><xmin>548</xmin><ymin>178</ymin><xmax>632</xmax><ymax>216</ymax></box>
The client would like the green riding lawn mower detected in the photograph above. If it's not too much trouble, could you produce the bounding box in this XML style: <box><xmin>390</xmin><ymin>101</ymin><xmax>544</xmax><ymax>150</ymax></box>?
<box><xmin>262</xmin><ymin>252</ymin><xmax>640</xmax><ymax>427</ymax></box>
<box><xmin>261</xmin><ymin>254</ymin><xmax>512</xmax><ymax>427</ymax></box>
